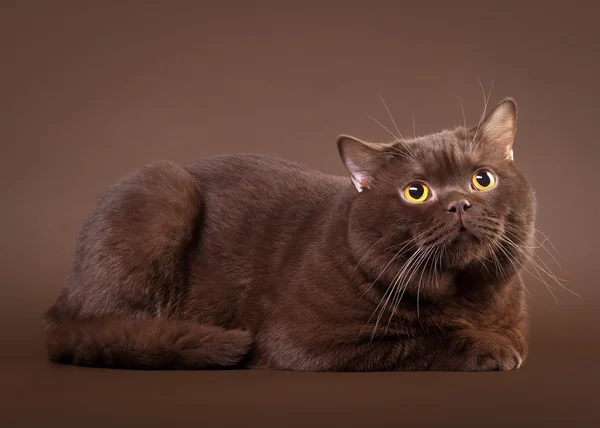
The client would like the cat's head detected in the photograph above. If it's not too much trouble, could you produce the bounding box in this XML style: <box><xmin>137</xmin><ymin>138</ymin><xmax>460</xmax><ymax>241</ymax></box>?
<box><xmin>339</xmin><ymin>98</ymin><xmax>536</xmax><ymax>296</ymax></box>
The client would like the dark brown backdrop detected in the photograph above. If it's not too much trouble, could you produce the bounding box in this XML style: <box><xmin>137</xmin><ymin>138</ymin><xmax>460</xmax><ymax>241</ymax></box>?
<box><xmin>1</xmin><ymin>1</ymin><xmax>599</xmax><ymax>427</ymax></box>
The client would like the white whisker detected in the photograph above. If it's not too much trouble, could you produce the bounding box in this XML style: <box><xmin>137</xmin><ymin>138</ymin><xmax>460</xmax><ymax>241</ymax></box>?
<box><xmin>412</xmin><ymin>112</ymin><xmax>417</xmax><ymax>139</ymax></box>
<box><xmin>377</xmin><ymin>93</ymin><xmax>404</xmax><ymax>140</ymax></box>
<box><xmin>365</xmin><ymin>114</ymin><xmax>400</xmax><ymax>141</ymax></box>
<box><xmin>452</xmin><ymin>92</ymin><xmax>467</xmax><ymax>130</ymax></box>
<box><xmin>472</xmin><ymin>76</ymin><xmax>495</xmax><ymax>143</ymax></box>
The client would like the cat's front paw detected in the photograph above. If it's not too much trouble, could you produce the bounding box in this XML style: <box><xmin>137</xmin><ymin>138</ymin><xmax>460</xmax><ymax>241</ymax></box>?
<box><xmin>449</xmin><ymin>331</ymin><xmax>523</xmax><ymax>372</ymax></box>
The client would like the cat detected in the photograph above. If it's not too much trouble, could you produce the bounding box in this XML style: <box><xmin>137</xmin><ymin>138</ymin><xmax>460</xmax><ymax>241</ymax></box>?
<box><xmin>44</xmin><ymin>97</ymin><xmax>536</xmax><ymax>371</ymax></box>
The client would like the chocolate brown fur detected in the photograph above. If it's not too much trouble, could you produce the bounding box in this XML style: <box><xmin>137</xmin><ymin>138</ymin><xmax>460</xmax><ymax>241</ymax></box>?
<box><xmin>45</xmin><ymin>98</ymin><xmax>536</xmax><ymax>371</ymax></box>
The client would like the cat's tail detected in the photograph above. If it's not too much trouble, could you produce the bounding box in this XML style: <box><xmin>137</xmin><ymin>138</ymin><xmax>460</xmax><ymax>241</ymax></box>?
<box><xmin>44</xmin><ymin>314</ymin><xmax>253</xmax><ymax>370</ymax></box>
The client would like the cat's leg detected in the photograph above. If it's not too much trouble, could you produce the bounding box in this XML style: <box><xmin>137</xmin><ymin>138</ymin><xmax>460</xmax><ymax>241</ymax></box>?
<box><xmin>385</xmin><ymin>327</ymin><xmax>526</xmax><ymax>371</ymax></box>
<box><xmin>424</xmin><ymin>327</ymin><xmax>526</xmax><ymax>371</ymax></box>
<box><xmin>45</xmin><ymin>161</ymin><xmax>252</xmax><ymax>369</ymax></box>
<box><xmin>381</xmin><ymin>327</ymin><xmax>526</xmax><ymax>371</ymax></box>
<box><xmin>259</xmin><ymin>325</ymin><xmax>525</xmax><ymax>372</ymax></box>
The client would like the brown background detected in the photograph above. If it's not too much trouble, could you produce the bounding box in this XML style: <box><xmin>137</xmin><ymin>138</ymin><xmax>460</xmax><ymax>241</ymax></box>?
<box><xmin>1</xmin><ymin>1</ymin><xmax>599</xmax><ymax>427</ymax></box>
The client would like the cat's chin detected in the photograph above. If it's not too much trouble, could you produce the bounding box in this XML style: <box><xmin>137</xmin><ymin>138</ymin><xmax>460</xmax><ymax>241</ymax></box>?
<box><xmin>442</xmin><ymin>232</ymin><xmax>489</xmax><ymax>269</ymax></box>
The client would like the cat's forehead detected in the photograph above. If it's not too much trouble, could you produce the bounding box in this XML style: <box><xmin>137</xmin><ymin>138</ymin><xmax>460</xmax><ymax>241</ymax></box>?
<box><xmin>396</xmin><ymin>130</ymin><xmax>498</xmax><ymax>176</ymax></box>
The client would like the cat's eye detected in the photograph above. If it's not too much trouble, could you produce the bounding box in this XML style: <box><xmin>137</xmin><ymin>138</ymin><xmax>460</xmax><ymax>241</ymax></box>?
<box><xmin>403</xmin><ymin>182</ymin><xmax>430</xmax><ymax>203</ymax></box>
<box><xmin>472</xmin><ymin>169</ymin><xmax>496</xmax><ymax>191</ymax></box>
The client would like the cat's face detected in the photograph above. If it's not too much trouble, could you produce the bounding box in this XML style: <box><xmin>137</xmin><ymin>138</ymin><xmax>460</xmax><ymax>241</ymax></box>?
<box><xmin>340</xmin><ymin>98</ymin><xmax>536</xmax><ymax>295</ymax></box>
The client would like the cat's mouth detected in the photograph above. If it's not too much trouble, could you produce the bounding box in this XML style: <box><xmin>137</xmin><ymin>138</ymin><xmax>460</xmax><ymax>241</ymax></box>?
<box><xmin>398</xmin><ymin>220</ymin><xmax>499</xmax><ymax>269</ymax></box>
<box><xmin>450</xmin><ymin>227</ymin><xmax>478</xmax><ymax>246</ymax></box>
<box><xmin>440</xmin><ymin>223</ymin><xmax>488</xmax><ymax>266</ymax></box>
<box><xmin>448</xmin><ymin>218</ymin><xmax>477</xmax><ymax>239</ymax></box>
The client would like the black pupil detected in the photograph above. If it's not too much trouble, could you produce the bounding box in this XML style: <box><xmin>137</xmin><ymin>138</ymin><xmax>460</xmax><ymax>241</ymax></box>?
<box><xmin>476</xmin><ymin>172</ymin><xmax>491</xmax><ymax>187</ymax></box>
<box><xmin>409</xmin><ymin>184</ymin><xmax>424</xmax><ymax>199</ymax></box>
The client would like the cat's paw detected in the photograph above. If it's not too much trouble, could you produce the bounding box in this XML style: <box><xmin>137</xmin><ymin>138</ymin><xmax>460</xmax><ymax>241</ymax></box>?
<box><xmin>451</xmin><ymin>331</ymin><xmax>523</xmax><ymax>372</ymax></box>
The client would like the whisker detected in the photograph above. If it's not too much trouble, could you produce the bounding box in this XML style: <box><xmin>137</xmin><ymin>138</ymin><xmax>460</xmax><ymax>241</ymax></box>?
<box><xmin>499</xmin><ymin>236</ymin><xmax>582</xmax><ymax>301</ymax></box>
<box><xmin>433</xmin><ymin>245</ymin><xmax>444</xmax><ymax>290</ymax></box>
<box><xmin>472</xmin><ymin>76</ymin><xmax>495</xmax><ymax>143</ymax></box>
<box><xmin>374</xmin><ymin>239</ymin><xmax>437</xmax><ymax>338</ymax></box>
<box><xmin>501</xmin><ymin>235</ymin><xmax>570</xmax><ymax>284</ymax></box>
<box><xmin>365</xmin><ymin>114</ymin><xmax>418</xmax><ymax>162</ymax></box>
<box><xmin>495</xmin><ymin>239</ymin><xmax>558</xmax><ymax>304</ymax></box>
<box><xmin>368</xmin><ymin>247</ymin><xmax>424</xmax><ymax>340</ymax></box>
<box><xmin>362</xmin><ymin>235</ymin><xmax>423</xmax><ymax>296</ymax></box>
<box><xmin>497</xmin><ymin>225</ymin><xmax>581</xmax><ymax>300</ymax></box>
<box><xmin>493</xmin><ymin>240</ymin><xmax>533</xmax><ymax>298</ymax></box>
<box><xmin>377</xmin><ymin>93</ymin><xmax>404</xmax><ymax>140</ymax></box>
<box><xmin>488</xmin><ymin>242</ymin><xmax>507</xmax><ymax>281</ymax></box>
<box><xmin>412</xmin><ymin>112</ymin><xmax>417</xmax><ymax>139</ymax></box>
<box><xmin>375</xmin><ymin>151</ymin><xmax>413</xmax><ymax>162</ymax></box>
<box><xmin>349</xmin><ymin>237</ymin><xmax>384</xmax><ymax>284</ymax></box>
<box><xmin>392</xmin><ymin>244</ymin><xmax>435</xmax><ymax>312</ymax></box>
<box><xmin>517</xmin><ymin>272</ymin><xmax>533</xmax><ymax>299</ymax></box>
<box><xmin>365</xmin><ymin>114</ymin><xmax>400</xmax><ymax>141</ymax></box>
<box><xmin>534</xmin><ymin>228</ymin><xmax>561</xmax><ymax>255</ymax></box>
<box><xmin>452</xmin><ymin>92</ymin><xmax>467</xmax><ymax>130</ymax></box>
<box><xmin>415</xmin><ymin>245</ymin><xmax>437</xmax><ymax>317</ymax></box>
<box><xmin>535</xmin><ymin>238</ymin><xmax>562</xmax><ymax>268</ymax></box>
<box><xmin>504</xmin><ymin>227</ymin><xmax>563</xmax><ymax>270</ymax></box>
<box><xmin>388</xmin><ymin>142</ymin><xmax>419</xmax><ymax>162</ymax></box>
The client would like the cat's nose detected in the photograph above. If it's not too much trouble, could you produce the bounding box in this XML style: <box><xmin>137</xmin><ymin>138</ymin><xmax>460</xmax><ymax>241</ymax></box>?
<box><xmin>446</xmin><ymin>200</ymin><xmax>471</xmax><ymax>214</ymax></box>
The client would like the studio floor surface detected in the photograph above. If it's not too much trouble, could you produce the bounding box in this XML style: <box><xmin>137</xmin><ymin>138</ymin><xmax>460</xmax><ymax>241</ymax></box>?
<box><xmin>2</xmin><ymin>306</ymin><xmax>598</xmax><ymax>428</ymax></box>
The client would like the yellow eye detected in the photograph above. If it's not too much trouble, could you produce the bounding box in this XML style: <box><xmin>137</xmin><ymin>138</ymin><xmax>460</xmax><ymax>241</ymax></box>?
<box><xmin>404</xmin><ymin>182</ymin><xmax>430</xmax><ymax>203</ymax></box>
<box><xmin>472</xmin><ymin>169</ymin><xmax>496</xmax><ymax>191</ymax></box>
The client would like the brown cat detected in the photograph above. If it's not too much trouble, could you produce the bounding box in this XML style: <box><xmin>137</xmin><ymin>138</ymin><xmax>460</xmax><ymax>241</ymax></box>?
<box><xmin>44</xmin><ymin>98</ymin><xmax>535</xmax><ymax>371</ymax></box>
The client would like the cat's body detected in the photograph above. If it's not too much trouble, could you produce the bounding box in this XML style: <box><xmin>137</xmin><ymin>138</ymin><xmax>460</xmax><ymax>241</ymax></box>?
<box><xmin>45</xmin><ymin>98</ymin><xmax>535</xmax><ymax>371</ymax></box>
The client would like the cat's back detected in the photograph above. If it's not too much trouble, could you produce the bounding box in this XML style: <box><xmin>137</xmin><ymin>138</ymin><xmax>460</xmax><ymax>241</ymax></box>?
<box><xmin>184</xmin><ymin>152</ymin><xmax>310</xmax><ymax>178</ymax></box>
<box><xmin>184</xmin><ymin>153</ymin><xmax>347</xmax><ymax>206</ymax></box>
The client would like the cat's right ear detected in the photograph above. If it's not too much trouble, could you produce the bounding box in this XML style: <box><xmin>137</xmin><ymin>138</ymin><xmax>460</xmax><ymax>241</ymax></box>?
<box><xmin>474</xmin><ymin>98</ymin><xmax>518</xmax><ymax>160</ymax></box>
<box><xmin>337</xmin><ymin>135</ymin><xmax>387</xmax><ymax>192</ymax></box>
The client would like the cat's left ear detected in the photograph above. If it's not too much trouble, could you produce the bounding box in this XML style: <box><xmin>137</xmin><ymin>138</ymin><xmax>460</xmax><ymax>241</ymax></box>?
<box><xmin>477</xmin><ymin>98</ymin><xmax>517</xmax><ymax>160</ymax></box>
<box><xmin>337</xmin><ymin>135</ymin><xmax>388</xmax><ymax>192</ymax></box>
